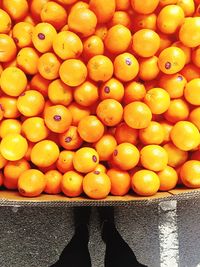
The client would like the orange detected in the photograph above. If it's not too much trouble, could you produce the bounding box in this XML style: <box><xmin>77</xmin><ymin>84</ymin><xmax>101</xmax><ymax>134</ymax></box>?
<box><xmin>107</xmin><ymin>168</ymin><xmax>131</xmax><ymax>196</ymax></box>
<box><xmin>159</xmin><ymin>0</ymin><xmax>178</xmax><ymax>6</ymax></box>
<box><xmin>22</xmin><ymin>117</ymin><xmax>49</xmax><ymax>143</ymax></box>
<box><xmin>109</xmin><ymin>11</ymin><xmax>131</xmax><ymax>29</ymax></box>
<box><xmin>59</xmin><ymin>59</ymin><xmax>87</xmax><ymax>87</ymax></box>
<box><xmin>31</xmin><ymin>140</ymin><xmax>60</xmax><ymax>168</ymax></box>
<box><xmin>116</xmin><ymin>0</ymin><xmax>130</xmax><ymax>10</ymax></box>
<box><xmin>179</xmin><ymin>17</ymin><xmax>200</xmax><ymax>47</ymax></box>
<box><xmin>0</xmin><ymin>34</ymin><xmax>17</xmax><ymax>62</ymax></box>
<box><xmin>44</xmin><ymin>170</ymin><xmax>62</xmax><ymax>194</ymax></box>
<box><xmin>189</xmin><ymin>107</ymin><xmax>200</xmax><ymax>130</ymax></box>
<box><xmin>132</xmin><ymin>13</ymin><xmax>157</xmax><ymax>32</ymax></box>
<box><xmin>163</xmin><ymin>142</ymin><xmax>188</xmax><ymax>167</ymax></box>
<box><xmin>180</xmin><ymin>160</ymin><xmax>200</xmax><ymax>188</ymax></box>
<box><xmin>158</xmin><ymin>47</ymin><xmax>186</xmax><ymax>74</ymax></box>
<box><xmin>144</xmin><ymin>88</ymin><xmax>170</xmax><ymax>115</ymax></box>
<box><xmin>157</xmin><ymin>5</ymin><xmax>185</xmax><ymax>34</ymax></box>
<box><xmin>164</xmin><ymin>98</ymin><xmax>190</xmax><ymax>123</ymax></box>
<box><xmin>3</xmin><ymin>159</ymin><xmax>30</xmax><ymax>190</ymax></box>
<box><xmin>95</xmin><ymin>25</ymin><xmax>108</xmax><ymax>40</ymax></box>
<box><xmin>140</xmin><ymin>145</ymin><xmax>168</xmax><ymax>171</ymax></box>
<box><xmin>159</xmin><ymin>73</ymin><xmax>186</xmax><ymax>98</ymax></box>
<box><xmin>192</xmin><ymin>46</ymin><xmax>200</xmax><ymax>68</ymax></box>
<box><xmin>112</xmin><ymin>143</ymin><xmax>140</xmax><ymax>171</ymax></box>
<box><xmin>139</xmin><ymin>56</ymin><xmax>160</xmax><ymax>81</ymax></box>
<box><xmin>131</xmin><ymin>170</ymin><xmax>160</xmax><ymax>196</ymax></box>
<box><xmin>124</xmin><ymin>102</ymin><xmax>152</xmax><ymax>129</ymax></box>
<box><xmin>0</xmin><ymin>133</ymin><xmax>28</xmax><ymax>161</ymax></box>
<box><xmin>74</xmin><ymin>81</ymin><xmax>99</xmax><ymax>107</ymax></box>
<box><xmin>131</xmin><ymin>0</ymin><xmax>159</xmax><ymax>14</ymax></box>
<box><xmin>17</xmin><ymin>47</ymin><xmax>40</xmax><ymax>75</ymax></box>
<box><xmin>0</xmin><ymin>9</ymin><xmax>12</xmax><ymax>34</ymax></box>
<box><xmin>0</xmin><ymin>171</ymin><xmax>3</xmax><ymax>187</ymax></box>
<box><xmin>0</xmin><ymin>152</ymin><xmax>7</xmax><ymax>169</ymax></box>
<box><xmin>99</xmin><ymin>78</ymin><xmax>124</xmax><ymax>102</ymax></box>
<box><xmin>53</xmin><ymin>31</ymin><xmax>83</xmax><ymax>60</ymax></box>
<box><xmin>30</xmin><ymin>73</ymin><xmax>51</xmax><ymax>98</ymax></box>
<box><xmin>96</xmin><ymin>99</ymin><xmax>123</xmax><ymax>126</ymax></box>
<box><xmin>87</xmin><ymin>55</ymin><xmax>113</xmax><ymax>82</ymax></box>
<box><xmin>115</xmin><ymin>122</ymin><xmax>138</xmax><ymax>145</ymax></box>
<box><xmin>59</xmin><ymin>126</ymin><xmax>83</xmax><ymax>150</ymax></box>
<box><xmin>68</xmin><ymin>7</ymin><xmax>97</xmax><ymax>37</ymax></box>
<box><xmin>48</xmin><ymin>79</ymin><xmax>73</xmax><ymax>106</ymax></box>
<box><xmin>2</xmin><ymin>0</ymin><xmax>28</xmax><ymax>21</ymax></box>
<box><xmin>12</xmin><ymin>22</ymin><xmax>34</xmax><ymax>48</ymax></box>
<box><xmin>44</xmin><ymin>105</ymin><xmax>72</xmax><ymax>133</ymax></box>
<box><xmin>0</xmin><ymin>119</ymin><xmax>21</xmax><ymax>138</ymax></box>
<box><xmin>69</xmin><ymin>1</ymin><xmax>89</xmax><ymax>11</ymax></box>
<box><xmin>30</xmin><ymin>0</ymin><xmax>49</xmax><ymax>21</ymax></box>
<box><xmin>139</xmin><ymin>121</ymin><xmax>165</xmax><ymax>145</ymax></box>
<box><xmin>83</xmin><ymin>171</ymin><xmax>111</xmax><ymax>199</ymax></box>
<box><xmin>94</xmin><ymin>134</ymin><xmax>117</xmax><ymax>161</ymax></box>
<box><xmin>105</xmin><ymin>25</ymin><xmax>132</xmax><ymax>54</ymax></box>
<box><xmin>56</xmin><ymin>150</ymin><xmax>75</xmax><ymax>173</ymax></box>
<box><xmin>114</xmin><ymin>53</ymin><xmax>139</xmax><ymax>82</ymax></box>
<box><xmin>18</xmin><ymin>169</ymin><xmax>46</xmax><ymax>197</ymax></box>
<box><xmin>83</xmin><ymin>35</ymin><xmax>104</xmax><ymax>59</ymax></box>
<box><xmin>78</xmin><ymin>115</ymin><xmax>104</xmax><ymax>143</ymax></box>
<box><xmin>17</xmin><ymin>90</ymin><xmax>45</xmax><ymax>117</ymax></box>
<box><xmin>158</xmin><ymin>166</ymin><xmax>178</xmax><ymax>191</ymax></box>
<box><xmin>40</xmin><ymin>1</ymin><xmax>67</xmax><ymax>30</ymax></box>
<box><xmin>157</xmin><ymin>33</ymin><xmax>174</xmax><ymax>54</ymax></box>
<box><xmin>124</xmin><ymin>82</ymin><xmax>146</xmax><ymax>104</ymax></box>
<box><xmin>94</xmin><ymin>164</ymin><xmax>106</xmax><ymax>173</ymax></box>
<box><xmin>73</xmin><ymin>147</ymin><xmax>99</xmax><ymax>173</ymax></box>
<box><xmin>32</xmin><ymin>22</ymin><xmax>57</xmax><ymax>53</ymax></box>
<box><xmin>132</xmin><ymin>29</ymin><xmax>160</xmax><ymax>58</ymax></box>
<box><xmin>0</xmin><ymin>67</ymin><xmax>27</xmax><ymax>97</ymax></box>
<box><xmin>61</xmin><ymin>171</ymin><xmax>83</xmax><ymax>197</ymax></box>
<box><xmin>184</xmin><ymin>78</ymin><xmax>200</xmax><ymax>106</ymax></box>
<box><xmin>180</xmin><ymin>64</ymin><xmax>200</xmax><ymax>81</ymax></box>
<box><xmin>191</xmin><ymin>150</ymin><xmax>200</xmax><ymax>161</ymax></box>
<box><xmin>172</xmin><ymin>41</ymin><xmax>191</xmax><ymax>65</ymax></box>
<box><xmin>0</xmin><ymin>96</ymin><xmax>20</xmax><ymax>119</ymax></box>
<box><xmin>89</xmin><ymin>0</ymin><xmax>116</xmax><ymax>23</ymax></box>
<box><xmin>38</xmin><ymin>52</ymin><xmax>61</xmax><ymax>80</ymax></box>
<box><xmin>170</xmin><ymin>121</ymin><xmax>200</xmax><ymax>151</ymax></box>
<box><xmin>68</xmin><ymin>102</ymin><xmax>91</xmax><ymax>126</ymax></box>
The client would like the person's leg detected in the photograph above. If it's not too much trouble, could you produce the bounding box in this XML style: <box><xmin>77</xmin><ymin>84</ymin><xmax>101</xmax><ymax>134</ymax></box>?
<box><xmin>98</xmin><ymin>207</ymin><xmax>148</xmax><ymax>267</ymax></box>
<box><xmin>50</xmin><ymin>207</ymin><xmax>92</xmax><ymax>267</ymax></box>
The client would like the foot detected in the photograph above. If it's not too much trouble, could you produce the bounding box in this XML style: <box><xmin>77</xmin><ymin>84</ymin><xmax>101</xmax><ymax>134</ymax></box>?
<box><xmin>97</xmin><ymin>206</ymin><xmax>115</xmax><ymax>242</ymax></box>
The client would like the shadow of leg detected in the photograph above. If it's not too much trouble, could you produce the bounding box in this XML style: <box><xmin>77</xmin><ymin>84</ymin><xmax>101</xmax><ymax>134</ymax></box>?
<box><xmin>50</xmin><ymin>207</ymin><xmax>92</xmax><ymax>267</ymax></box>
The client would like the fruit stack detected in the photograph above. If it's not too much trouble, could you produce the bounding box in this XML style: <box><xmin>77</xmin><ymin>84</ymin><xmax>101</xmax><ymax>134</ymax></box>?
<box><xmin>0</xmin><ymin>0</ymin><xmax>200</xmax><ymax>200</ymax></box>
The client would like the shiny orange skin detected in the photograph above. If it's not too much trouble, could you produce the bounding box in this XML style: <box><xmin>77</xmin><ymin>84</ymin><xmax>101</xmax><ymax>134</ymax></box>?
<box><xmin>180</xmin><ymin>64</ymin><xmax>200</xmax><ymax>81</ymax></box>
<box><xmin>61</xmin><ymin>171</ymin><xmax>83</xmax><ymax>197</ymax></box>
<box><xmin>2</xmin><ymin>0</ymin><xmax>28</xmax><ymax>21</ymax></box>
<box><xmin>56</xmin><ymin>150</ymin><xmax>75</xmax><ymax>173</ymax></box>
<box><xmin>158</xmin><ymin>166</ymin><xmax>178</xmax><ymax>191</ymax></box>
<box><xmin>116</xmin><ymin>0</ymin><xmax>130</xmax><ymax>10</ymax></box>
<box><xmin>112</xmin><ymin>143</ymin><xmax>140</xmax><ymax>171</ymax></box>
<box><xmin>30</xmin><ymin>73</ymin><xmax>51</xmax><ymax>98</ymax></box>
<box><xmin>89</xmin><ymin>0</ymin><xmax>116</xmax><ymax>24</ymax></box>
<box><xmin>83</xmin><ymin>35</ymin><xmax>104</xmax><ymax>59</ymax></box>
<box><xmin>12</xmin><ymin>22</ymin><xmax>34</xmax><ymax>48</ymax></box>
<box><xmin>115</xmin><ymin>122</ymin><xmax>138</xmax><ymax>145</ymax></box>
<box><xmin>0</xmin><ymin>34</ymin><xmax>17</xmax><ymax>62</ymax></box>
<box><xmin>16</xmin><ymin>47</ymin><xmax>39</xmax><ymax>75</ymax></box>
<box><xmin>59</xmin><ymin>59</ymin><xmax>88</xmax><ymax>87</ymax></box>
<box><xmin>132</xmin><ymin>13</ymin><xmax>157</xmax><ymax>32</ymax></box>
<box><xmin>38</xmin><ymin>52</ymin><xmax>61</xmax><ymax>80</ymax></box>
<box><xmin>124</xmin><ymin>82</ymin><xmax>146</xmax><ymax>104</ymax></box>
<box><xmin>94</xmin><ymin>134</ymin><xmax>117</xmax><ymax>161</ymax></box>
<box><xmin>179</xmin><ymin>18</ymin><xmax>200</xmax><ymax>48</ymax></box>
<box><xmin>189</xmin><ymin>107</ymin><xmax>200</xmax><ymax>131</ymax></box>
<box><xmin>95</xmin><ymin>25</ymin><xmax>108</xmax><ymax>40</ymax></box>
<box><xmin>158</xmin><ymin>47</ymin><xmax>186</xmax><ymax>74</ymax></box>
<box><xmin>73</xmin><ymin>147</ymin><xmax>99</xmax><ymax>173</ymax></box>
<box><xmin>163</xmin><ymin>142</ymin><xmax>188</xmax><ymax>168</ymax></box>
<box><xmin>48</xmin><ymin>79</ymin><xmax>73</xmax><ymax>106</ymax></box>
<box><xmin>30</xmin><ymin>0</ymin><xmax>49</xmax><ymax>21</ymax></box>
<box><xmin>109</xmin><ymin>11</ymin><xmax>131</xmax><ymax>29</ymax></box>
<box><xmin>132</xmin><ymin>29</ymin><xmax>160</xmax><ymax>58</ymax></box>
<box><xmin>105</xmin><ymin>25</ymin><xmax>132</xmax><ymax>54</ymax></box>
<box><xmin>184</xmin><ymin>78</ymin><xmax>200</xmax><ymax>106</ymax></box>
<box><xmin>0</xmin><ymin>96</ymin><xmax>20</xmax><ymax>119</ymax></box>
<box><xmin>18</xmin><ymin>169</ymin><xmax>46</xmax><ymax>197</ymax></box>
<box><xmin>59</xmin><ymin>126</ymin><xmax>83</xmax><ymax>150</ymax></box>
<box><xmin>124</xmin><ymin>102</ymin><xmax>152</xmax><ymax>129</ymax></box>
<box><xmin>74</xmin><ymin>81</ymin><xmax>99</xmax><ymax>107</ymax></box>
<box><xmin>22</xmin><ymin>117</ymin><xmax>49</xmax><ymax>143</ymax></box>
<box><xmin>94</xmin><ymin>164</ymin><xmax>106</xmax><ymax>173</ymax></box>
<box><xmin>44</xmin><ymin>170</ymin><xmax>62</xmax><ymax>194</ymax></box>
<box><xmin>139</xmin><ymin>121</ymin><xmax>165</xmax><ymax>145</ymax></box>
<box><xmin>0</xmin><ymin>152</ymin><xmax>7</xmax><ymax>169</ymax></box>
<box><xmin>139</xmin><ymin>56</ymin><xmax>160</xmax><ymax>81</ymax></box>
<box><xmin>17</xmin><ymin>90</ymin><xmax>45</xmax><ymax>117</ymax></box>
<box><xmin>44</xmin><ymin>105</ymin><xmax>72</xmax><ymax>133</ymax></box>
<box><xmin>3</xmin><ymin>159</ymin><xmax>30</xmax><ymax>190</ymax></box>
<box><xmin>53</xmin><ymin>31</ymin><xmax>83</xmax><ymax>60</ymax></box>
<box><xmin>172</xmin><ymin>41</ymin><xmax>191</xmax><ymax>65</ymax></box>
<box><xmin>0</xmin><ymin>9</ymin><xmax>12</xmax><ymax>34</ymax></box>
<box><xmin>180</xmin><ymin>160</ymin><xmax>200</xmax><ymax>188</ymax></box>
<box><xmin>78</xmin><ymin>115</ymin><xmax>104</xmax><ymax>143</ymax></box>
<box><xmin>131</xmin><ymin>170</ymin><xmax>160</xmax><ymax>196</ymax></box>
<box><xmin>68</xmin><ymin>102</ymin><xmax>91</xmax><ymax>126</ymax></box>
<box><xmin>0</xmin><ymin>119</ymin><xmax>21</xmax><ymax>138</ymax></box>
<box><xmin>83</xmin><ymin>171</ymin><xmax>111</xmax><ymax>199</ymax></box>
<box><xmin>170</xmin><ymin>121</ymin><xmax>200</xmax><ymax>151</ymax></box>
<box><xmin>140</xmin><ymin>145</ymin><xmax>168</xmax><ymax>171</ymax></box>
<box><xmin>131</xmin><ymin>0</ymin><xmax>159</xmax><ymax>14</ymax></box>
<box><xmin>31</xmin><ymin>140</ymin><xmax>60</xmax><ymax>168</ymax></box>
<box><xmin>107</xmin><ymin>168</ymin><xmax>131</xmax><ymax>196</ymax></box>
<box><xmin>87</xmin><ymin>55</ymin><xmax>113</xmax><ymax>82</ymax></box>
<box><xmin>159</xmin><ymin>73</ymin><xmax>186</xmax><ymax>98</ymax></box>
<box><xmin>192</xmin><ymin>46</ymin><xmax>200</xmax><ymax>68</ymax></box>
<box><xmin>99</xmin><ymin>78</ymin><xmax>124</xmax><ymax>102</ymax></box>
<box><xmin>164</xmin><ymin>99</ymin><xmax>190</xmax><ymax>123</ymax></box>
<box><xmin>96</xmin><ymin>99</ymin><xmax>123</xmax><ymax>127</ymax></box>
<box><xmin>177</xmin><ymin>0</ymin><xmax>195</xmax><ymax>16</ymax></box>
<box><xmin>114</xmin><ymin>53</ymin><xmax>139</xmax><ymax>82</ymax></box>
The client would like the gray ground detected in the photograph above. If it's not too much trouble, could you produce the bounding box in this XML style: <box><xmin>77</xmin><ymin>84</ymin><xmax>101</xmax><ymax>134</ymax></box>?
<box><xmin>0</xmin><ymin>199</ymin><xmax>199</xmax><ymax>267</ymax></box>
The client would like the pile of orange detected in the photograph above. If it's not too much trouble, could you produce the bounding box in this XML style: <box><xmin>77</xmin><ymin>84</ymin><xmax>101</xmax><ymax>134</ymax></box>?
<box><xmin>0</xmin><ymin>0</ymin><xmax>200</xmax><ymax>200</ymax></box>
